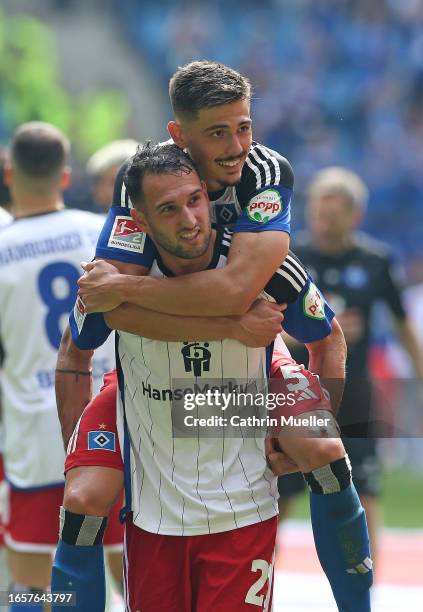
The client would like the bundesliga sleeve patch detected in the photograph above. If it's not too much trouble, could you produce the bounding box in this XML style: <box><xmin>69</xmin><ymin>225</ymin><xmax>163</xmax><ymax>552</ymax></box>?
<box><xmin>246</xmin><ymin>188</ymin><xmax>283</xmax><ymax>223</ymax></box>
<box><xmin>73</xmin><ymin>296</ymin><xmax>86</xmax><ymax>333</ymax></box>
<box><xmin>303</xmin><ymin>283</ymin><xmax>326</xmax><ymax>320</ymax></box>
<box><xmin>88</xmin><ymin>431</ymin><xmax>116</xmax><ymax>452</ymax></box>
<box><xmin>107</xmin><ymin>215</ymin><xmax>146</xmax><ymax>253</ymax></box>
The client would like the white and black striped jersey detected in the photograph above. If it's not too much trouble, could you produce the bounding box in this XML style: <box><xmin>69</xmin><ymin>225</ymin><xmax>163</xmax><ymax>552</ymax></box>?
<box><xmin>117</xmin><ymin>228</ymin><xmax>334</xmax><ymax>536</ymax></box>
<box><xmin>95</xmin><ymin>141</ymin><xmax>293</xmax><ymax>266</ymax></box>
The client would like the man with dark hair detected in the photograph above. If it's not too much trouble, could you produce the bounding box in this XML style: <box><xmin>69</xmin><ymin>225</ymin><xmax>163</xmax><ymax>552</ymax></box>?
<box><xmin>169</xmin><ymin>59</ymin><xmax>252</xmax><ymax>121</ymax></box>
<box><xmin>89</xmin><ymin>60</ymin><xmax>291</xmax><ymax>313</ymax></box>
<box><xmin>53</xmin><ymin>142</ymin><xmax>372</xmax><ymax>612</ymax></box>
<box><xmin>0</xmin><ymin>122</ymin><xmax>117</xmax><ymax>611</ymax></box>
<box><xmin>11</xmin><ymin>122</ymin><xmax>70</xmax><ymax>181</ymax></box>
<box><xmin>54</xmin><ymin>62</ymin><xmax>373</xmax><ymax>611</ymax></box>
<box><xmin>55</xmin><ymin>142</ymin><xmax>351</xmax><ymax>611</ymax></box>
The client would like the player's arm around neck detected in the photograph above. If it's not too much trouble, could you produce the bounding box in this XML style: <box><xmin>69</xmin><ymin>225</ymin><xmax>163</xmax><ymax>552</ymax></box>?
<box><xmin>113</xmin><ymin>230</ymin><xmax>289</xmax><ymax>316</ymax></box>
<box><xmin>105</xmin><ymin>304</ymin><xmax>238</xmax><ymax>341</ymax></box>
<box><xmin>305</xmin><ymin>317</ymin><xmax>347</xmax><ymax>415</ymax></box>
<box><xmin>55</xmin><ymin>324</ymin><xmax>93</xmax><ymax>448</ymax></box>
<box><xmin>105</xmin><ymin>299</ymin><xmax>284</xmax><ymax>346</ymax></box>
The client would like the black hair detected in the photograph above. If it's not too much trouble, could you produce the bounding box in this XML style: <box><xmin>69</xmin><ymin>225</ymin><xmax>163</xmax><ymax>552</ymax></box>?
<box><xmin>124</xmin><ymin>141</ymin><xmax>197</xmax><ymax>208</ymax></box>
<box><xmin>11</xmin><ymin>122</ymin><xmax>69</xmax><ymax>179</ymax></box>
<box><xmin>169</xmin><ymin>60</ymin><xmax>252</xmax><ymax>121</ymax></box>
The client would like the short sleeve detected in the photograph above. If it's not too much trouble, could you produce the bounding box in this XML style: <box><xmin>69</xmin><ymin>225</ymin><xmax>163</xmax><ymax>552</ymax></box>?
<box><xmin>69</xmin><ymin>297</ymin><xmax>112</xmax><ymax>350</ymax></box>
<box><xmin>233</xmin><ymin>143</ymin><xmax>293</xmax><ymax>234</ymax></box>
<box><xmin>94</xmin><ymin>159</ymin><xmax>157</xmax><ymax>266</ymax></box>
<box><xmin>282</xmin><ymin>278</ymin><xmax>335</xmax><ymax>343</ymax></box>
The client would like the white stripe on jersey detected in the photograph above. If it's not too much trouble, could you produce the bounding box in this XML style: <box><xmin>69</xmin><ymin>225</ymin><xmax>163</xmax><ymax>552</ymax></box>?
<box><xmin>275</xmin><ymin>268</ymin><xmax>303</xmax><ymax>293</ymax></box>
<box><xmin>255</xmin><ymin>144</ymin><xmax>281</xmax><ymax>186</ymax></box>
<box><xmin>245</xmin><ymin>155</ymin><xmax>263</xmax><ymax>190</ymax></box>
<box><xmin>120</xmin><ymin>181</ymin><xmax>134</xmax><ymax>209</ymax></box>
<box><xmin>246</xmin><ymin>144</ymin><xmax>283</xmax><ymax>190</ymax></box>
<box><xmin>250</xmin><ymin>148</ymin><xmax>271</xmax><ymax>186</ymax></box>
<box><xmin>284</xmin><ymin>254</ymin><xmax>308</xmax><ymax>282</ymax></box>
<box><xmin>281</xmin><ymin>259</ymin><xmax>307</xmax><ymax>287</ymax></box>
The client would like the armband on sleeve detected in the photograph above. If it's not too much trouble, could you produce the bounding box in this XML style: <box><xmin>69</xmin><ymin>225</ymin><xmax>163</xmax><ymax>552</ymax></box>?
<box><xmin>95</xmin><ymin>206</ymin><xmax>156</xmax><ymax>267</ymax></box>
<box><xmin>233</xmin><ymin>186</ymin><xmax>291</xmax><ymax>234</ymax></box>
<box><xmin>282</xmin><ymin>279</ymin><xmax>335</xmax><ymax>343</ymax></box>
<box><xmin>69</xmin><ymin>298</ymin><xmax>112</xmax><ymax>350</ymax></box>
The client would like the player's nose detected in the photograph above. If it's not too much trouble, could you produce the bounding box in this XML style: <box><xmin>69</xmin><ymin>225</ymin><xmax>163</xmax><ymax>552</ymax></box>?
<box><xmin>227</xmin><ymin>134</ymin><xmax>244</xmax><ymax>158</ymax></box>
<box><xmin>180</xmin><ymin>205</ymin><xmax>198</xmax><ymax>227</ymax></box>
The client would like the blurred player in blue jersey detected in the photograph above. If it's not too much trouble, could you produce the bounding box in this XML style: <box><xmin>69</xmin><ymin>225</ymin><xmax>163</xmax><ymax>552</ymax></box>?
<box><xmin>0</xmin><ymin>123</ymin><xmax>117</xmax><ymax>611</ymax></box>
<box><xmin>53</xmin><ymin>63</ymin><xmax>373</xmax><ymax>611</ymax></box>
<box><xmin>278</xmin><ymin>166</ymin><xmax>423</xmax><ymax>568</ymax></box>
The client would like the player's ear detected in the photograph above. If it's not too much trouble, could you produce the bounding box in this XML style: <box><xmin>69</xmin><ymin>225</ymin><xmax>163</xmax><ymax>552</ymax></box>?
<box><xmin>168</xmin><ymin>120</ymin><xmax>185</xmax><ymax>148</ymax></box>
<box><xmin>200</xmin><ymin>180</ymin><xmax>208</xmax><ymax>197</ymax></box>
<box><xmin>61</xmin><ymin>167</ymin><xmax>71</xmax><ymax>190</ymax></box>
<box><xmin>130</xmin><ymin>207</ymin><xmax>148</xmax><ymax>232</ymax></box>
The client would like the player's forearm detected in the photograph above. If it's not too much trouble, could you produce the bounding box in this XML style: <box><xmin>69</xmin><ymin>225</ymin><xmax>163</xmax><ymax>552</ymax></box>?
<box><xmin>306</xmin><ymin>318</ymin><xmax>346</xmax><ymax>415</ymax></box>
<box><xmin>82</xmin><ymin>231</ymin><xmax>289</xmax><ymax>316</ymax></box>
<box><xmin>109</xmin><ymin>234</ymin><xmax>285</xmax><ymax>317</ymax></box>
<box><xmin>55</xmin><ymin>325</ymin><xmax>93</xmax><ymax>448</ymax></box>
<box><xmin>104</xmin><ymin>303</ymin><xmax>239</xmax><ymax>341</ymax></box>
<box><xmin>112</xmin><ymin>267</ymin><xmax>250</xmax><ymax>316</ymax></box>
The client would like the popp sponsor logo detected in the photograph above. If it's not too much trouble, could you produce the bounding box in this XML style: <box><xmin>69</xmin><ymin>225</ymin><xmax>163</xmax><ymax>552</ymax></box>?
<box><xmin>303</xmin><ymin>283</ymin><xmax>325</xmax><ymax>320</ymax></box>
<box><xmin>246</xmin><ymin>189</ymin><xmax>283</xmax><ymax>223</ymax></box>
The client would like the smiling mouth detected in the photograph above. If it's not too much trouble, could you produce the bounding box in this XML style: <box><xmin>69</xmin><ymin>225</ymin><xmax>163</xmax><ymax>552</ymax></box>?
<box><xmin>216</xmin><ymin>157</ymin><xmax>244</xmax><ymax>168</ymax></box>
<box><xmin>180</xmin><ymin>227</ymin><xmax>201</xmax><ymax>241</ymax></box>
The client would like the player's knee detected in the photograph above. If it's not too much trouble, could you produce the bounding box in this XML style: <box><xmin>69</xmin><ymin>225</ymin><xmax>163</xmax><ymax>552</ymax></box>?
<box><xmin>290</xmin><ymin>436</ymin><xmax>345</xmax><ymax>473</ymax></box>
<box><xmin>64</xmin><ymin>467</ymin><xmax>123</xmax><ymax>516</ymax></box>
<box><xmin>64</xmin><ymin>478</ymin><xmax>114</xmax><ymax>517</ymax></box>
<box><xmin>304</xmin><ymin>437</ymin><xmax>345</xmax><ymax>472</ymax></box>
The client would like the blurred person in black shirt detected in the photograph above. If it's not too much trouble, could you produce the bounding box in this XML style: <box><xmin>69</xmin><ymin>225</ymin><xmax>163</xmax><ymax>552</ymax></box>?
<box><xmin>278</xmin><ymin>166</ymin><xmax>423</xmax><ymax>565</ymax></box>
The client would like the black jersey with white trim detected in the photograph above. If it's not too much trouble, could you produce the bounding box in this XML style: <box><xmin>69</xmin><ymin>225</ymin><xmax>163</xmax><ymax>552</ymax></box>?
<box><xmin>95</xmin><ymin>141</ymin><xmax>293</xmax><ymax>265</ymax></box>
<box><xmin>213</xmin><ymin>141</ymin><xmax>293</xmax><ymax>232</ymax></box>
<box><xmin>219</xmin><ymin>230</ymin><xmax>334</xmax><ymax>345</ymax></box>
<box><xmin>291</xmin><ymin>231</ymin><xmax>406</xmax><ymax>374</ymax></box>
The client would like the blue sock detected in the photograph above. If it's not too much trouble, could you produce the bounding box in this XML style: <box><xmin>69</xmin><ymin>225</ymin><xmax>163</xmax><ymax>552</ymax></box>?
<box><xmin>304</xmin><ymin>457</ymin><xmax>373</xmax><ymax>612</ymax></box>
<box><xmin>51</xmin><ymin>507</ymin><xmax>108</xmax><ymax>612</ymax></box>
<box><xmin>52</xmin><ymin>540</ymin><xmax>105</xmax><ymax>612</ymax></box>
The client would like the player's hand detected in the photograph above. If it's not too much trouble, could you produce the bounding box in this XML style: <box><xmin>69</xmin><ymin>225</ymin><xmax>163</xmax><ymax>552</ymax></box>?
<box><xmin>265</xmin><ymin>437</ymin><xmax>300</xmax><ymax>476</ymax></box>
<box><xmin>234</xmin><ymin>300</ymin><xmax>286</xmax><ymax>347</ymax></box>
<box><xmin>78</xmin><ymin>260</ymin><xmax>123</xmax><ymax>313</ymax></box>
